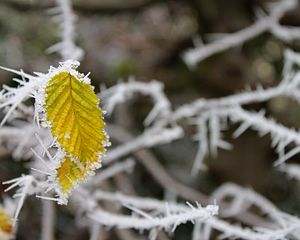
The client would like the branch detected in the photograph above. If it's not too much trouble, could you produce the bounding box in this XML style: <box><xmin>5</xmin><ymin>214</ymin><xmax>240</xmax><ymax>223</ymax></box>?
<box><xmin>183</xmin><ymin>0</ymin><xmax>299</xmax><ymax>66</ymax></box>
<box><xmin>89</xmin><ymin>203</ymin><xmax>218</xmax><ymax>231</ymax></box>
<box><xmin>41</xmin><ymin>201</ymin><xmax>55</xmax><ymax>240</ymax></box>
<box><xmin>105</xmin><ymin>124</ymin><xmax>208</xmax><ymax>203</ymax></box>
<box><xmin>101</xmin><ymin>79</ymin><xmax>171</xmax><ymax>126</ymax></box>
<box><xmin>3</xmin><ymin>175</ymin><xmax>35</xmax><ymax>226</ymax></box>
<box><xmin>192</xmin><ymin>106</ymin><xmax>300</xmax><ymax>172</ymax></box>
<box><xmin>47</xmin><ymin>0</ymin><xmax>83</xmax><ymax>60</ymax></box>
<box><xmin>86</xmin><ymin>158</ymin><xmax>135</xmax><ymax>187</ymax></box>
<box><xmin>105</xmin><ymin>125</ymin><xmax>183</xmax><ymax>164</ymax></box>
<box><xmin>91</xmin><ymin>189</ymin><xmax>300</xmax><ymax>239</ymax></box>
<box><xmin>172</xmin><ymin>68</ymin><xmax>300</xmax><ymax>122</ymax></box>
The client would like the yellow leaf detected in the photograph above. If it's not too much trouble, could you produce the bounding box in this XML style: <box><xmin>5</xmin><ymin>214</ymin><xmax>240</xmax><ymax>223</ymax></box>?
<box><xmin>0</xmin><ymin>207</ymin><xmax>13</xmax><ymax>240</ymax></box>
<box><xmin>44</xmin><ymin>70</ymin><xmax>108</xmax><ymax>197</ymax></box>
<box><xmin>56</xmin><ymin>157</ymin><xmax>86</xmax><ymax>195</ymax></box>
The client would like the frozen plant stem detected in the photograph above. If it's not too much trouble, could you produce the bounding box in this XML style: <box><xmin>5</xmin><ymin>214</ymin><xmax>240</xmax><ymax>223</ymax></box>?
<box><xmin>89</xmin><ymin>204</ymin><xmax>218</xmax><ymax>231</ymax></box>
<box><xmin>183</xmin><ymin>0</ymin><xmax>300</xmax><ymax>66</ymax></box>
<box><xmin>41</xmin><ymin>201</ymin><xmax>55</xmax><ymax>240</ymax></box>
<box><xmin>47</xmin><ymin>0</ymin><xmax>83</xmax><ymax>60</ymax></box>
<box><xmin>3</xmin><ymin>175</ymin><xmax>34</xmax><ymax>226</ymax></box>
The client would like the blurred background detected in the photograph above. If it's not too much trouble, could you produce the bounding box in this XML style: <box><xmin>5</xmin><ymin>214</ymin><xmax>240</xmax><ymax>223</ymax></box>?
<box><xmin>1</xmin><ymin>0</ymin><xmax>300</xmax><ymax>239</ymax></box>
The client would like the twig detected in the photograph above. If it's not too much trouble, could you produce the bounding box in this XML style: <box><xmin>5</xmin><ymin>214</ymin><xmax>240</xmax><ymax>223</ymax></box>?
<box><xmin>41</xmin><ymin>200</ymin><xmax>55</xmax><ymax>240</ymax></box>
<box><xmin>106</xmin><ymin>124</ymin><xmax>208</xmax><ymax>203</ymax></box>
<box><xmin>47</xmin><ymin>0</ymin><xmax>83</xmax><ymax>60</ymax></box>
<box><xmin>183</xmin><ymin>0</ymin><xmax>299</xmax><ymax>66</ymax></box>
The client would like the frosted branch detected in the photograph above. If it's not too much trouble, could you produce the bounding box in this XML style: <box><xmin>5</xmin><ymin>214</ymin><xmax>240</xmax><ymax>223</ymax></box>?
<box><xmin>41</xmin><ymin>201</ymin><xmax>55</xmax><ymax>240</ymax></box>
<box><xmin>47</xmin><ymin>0</ymin><xmax>83</xmax><ymax>60</ymax></box>
<box><xmin>172</xmin><ymin>68</ymin><xmax>300</xmax><ymax>122</ymax></box>
<box><xmin>209</xmin><ymin>183</ymin><xmax>300</xmax><ymax>239</ymax></box>
<box><xmin>89</xmin><ymin>222</ymin><xmax>102</xmax><ymax>240</ymax></box>
<box><xmin>105</xmin><ymin>125</ymin><xmax>183</xmax><ymax>164</ymax></box>
<box><xmin>0</xmin><ymin>67</ymin><xmax>39</xmax><ymax>126</ymax></box>
<box><xmin>212</xmin><ymin>183</ymin><xmax>287</xmax><ymax>224</ymax></box>
<box><xmin>3</xmin><ymin>175</ymin><xmax>35</xmax><ymax>226</ymax></box>
<box><xmin>89</xmin><ymin>203</ymin><xmax>218</xmax><ymax>232</ymax></box>
<box><xmin>93</xmin><ymin>190</ymin><xmax>188</xmax><ymax>212</ymax></box>
<box><xmin>183</xmin><ymin>0</ymin><xmax>299</xmax><ymax>66</ymax></box>
<box><xmin>90</xmin><ymin>189</ymin><xmax>300</xmax><ymax>239</ymax></box>
<box><xmin>86</xmin><ymin>158</ymin><xmax>135</xmax><ymax>186</ymax></box>
<box><xmin>192</xmin><ymin>106</ymin><xmax>300</xmax><ymax>171</ymax></box>
<box><xmin>101</xmin><ymin>78</ymin><xmax>171</xmax><ymax>126</ymax></box>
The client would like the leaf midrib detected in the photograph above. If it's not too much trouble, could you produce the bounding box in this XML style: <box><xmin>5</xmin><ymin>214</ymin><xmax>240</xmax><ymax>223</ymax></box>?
<box><xmin>67</xmin><ymin>74</ymin><xmax>98</xmax><ymax>165</ymax></box>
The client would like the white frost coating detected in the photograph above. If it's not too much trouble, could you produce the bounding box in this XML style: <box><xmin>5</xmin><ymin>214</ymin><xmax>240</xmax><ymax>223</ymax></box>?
<box><xmin>90</xmin><ymin>189</ymin><xmax>300</xmax><ymax>239</ymax></box>
<box><xmin>280</xmin><ymin>164</ymin><xmax>300</xmax><ymax>182</ymax></box>
<box><xmin>100</xmin><ymin>78</ymin><xmax>171</xmax><ymax>126</ymax></box>
<box><xmin>47</xmin><ymin>0</ymin><xmax>83</xmax><ymax>61</ymax></box>
<box><xmin>3</xmin><ymin>175</ymin><xmax>35</xmax><ymax>226</ymax></box>
<box><xmin>191</xmin><ymin>106</ymin><xmax>300</xmax><ymax>172</ymax></box>
<box><xmin>212</xmin><ymin>183</ymin><xmax>287</xmax><ymax>223</ymax></box>
<box><xmin>85</xmin><ymin>158</ymin><xmax>135</xmax><ymax>186</ymax></box>
<box><xmin>89</xmin><ymin>204</ymin><xmax>218</xmax><ymax>231</ymax></box>
<box><xmin>87</xmin><ymin>190</ymin><xmax>218</xmax><ymax>232</ymax></box>
<box><xmin>41</xmin><ymin>200</ymin><xmax>55</xmax><ymax>240</ymax></box>
<box><xmin>172</xmin><ymin>64</ymin><xmax>300</xmax><ymax>121</ymax></box>
<box><xmin>0</xmin><ymin>67</ymin><xmax>39</xmax><ymax>126</ymax></box>
<box><xmin>183</xmin><ymin>0</ymin><xmax>300</xmax><ymax>66</ymax></box>
<box><xmin>186</xmin><ymin>51</ymin><xmax>300</xmax><ymax>173</ymax></box>
<box><xmin>74</xmin><ymin>188</ymin><xmax>218</xmax><ymax>236</ymax></box>
<box><xmin>105</xmin><ymin>125</ymin><xmax>183</xmax><ymax>164</ymax></box>
<box><xmin>208</xmin><ymin>183</ymin><xmax>300</xmax><ymax>239</ymax></box>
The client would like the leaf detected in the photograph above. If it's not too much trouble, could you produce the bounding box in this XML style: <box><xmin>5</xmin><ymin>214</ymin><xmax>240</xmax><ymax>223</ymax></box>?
<box><xmin>56</xmin><ymin>157</ymin><xmax>86</xmax><ymax>195</ymax></box>
<box><xmin>0</xmin><ymin>206</ymin><xmax>13</xmax><ymax>239</ymax></box>
<box><xmin>44</xmin><ymin>70</ymin><xmax>108</xmax><ymax>197</ymax></box>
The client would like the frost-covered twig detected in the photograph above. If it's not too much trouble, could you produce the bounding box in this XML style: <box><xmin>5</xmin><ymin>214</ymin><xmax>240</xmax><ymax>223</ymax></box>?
<box><xmin>209</xmin><ymin>183</ymin><xmax>300</xmax><ymax>239</ymax></box>
<box><xmin>172</xmin><ymin>69</ymin><xmax>300</xmax><ymax>122</ymax></box>
<box><xmin>0</xmin><ymin>67</ymin><xmax>39</xmax><ymax>126</ymax></box>
<box><xmin>3</xmin><ymin>175</ymin><xmax>35</xmax><ymax>226</ymax></box>
<box><xmin>41</xmin><ymin>201</ymin><xmax>55</xmax><ymax>240</ymax></box>
<box><xmin>47</xmin><ymin>0</ymin><xmax>83</xmax><ymax>60</ymax></box>
<box><xmin>89</xmin><ymin>222</ymin><xmax>102</xmax><ymax>240</ymax></box>
<box><xmin>93</xmin><ymin>190</ymin><xmax>188</xmax><ymax>212</ymax></box>
<box><xmin>183</xmin><ymin>0</ymin><xmax>299</xmax><ymax>66</ymax></box>
<box><xmin>86</xmin><ymin>158</ymin><xmax>135</xmax><ymax>186</ymax></box>
<box><xmin>91</xmin><ymin>189</ymin><xmax>300</xmax><ymax>240</ymax></box>
<box><xmin>212</xmin><ymin>183</ymin><xmax>287</xmax><ymax>224</ymax></box>
<box><xmin>227</xmin><ymin>107</ymin><xmax>300</xmax><ymax>166</ymax></box>
<box><xmin>192</xmin><ymin>106</ymin><xmax>300</xmax><ymax>172</ymax></box>
<box><xmin>0</xmin><ymin>122</ymin><xmax>50</xmax><ymax>160</ymax></box>
<box><xmin>105</xmin><ymin>125</ymin><xmax>183</xmax><ymax>164</ymax></box>
<box><xmin>89</xmin><ymin>200</ymin><xmax>217</xmax><ymax>232</ymax></box>
<box><xmin>101</xmin><ymin>78</ymin><xmax>171</xmax><ymax>126</ymax></box>
<box><xmin>207</xmin><ymin>217</ymin><xmax>300</xmax><ymax>240</ymax></box>
<box><xmin>72</xmin><ymin>187</ymin><xmax>217</xmax><ymax>237</ymax></box>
